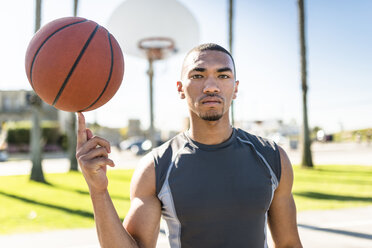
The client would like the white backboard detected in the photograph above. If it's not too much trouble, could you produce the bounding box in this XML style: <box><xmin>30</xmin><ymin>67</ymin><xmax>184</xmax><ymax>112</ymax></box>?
<box><xmin>107</xmin><ymin>0</ymin><xmax>200</xmax><ymax>59</ymax></box>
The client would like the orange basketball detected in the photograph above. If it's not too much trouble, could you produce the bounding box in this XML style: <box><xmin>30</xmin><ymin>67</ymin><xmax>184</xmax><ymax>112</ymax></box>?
<box><xmin>25</xmin><ymin>17</ymin><xmax>124</xmax><ymax>112</ymax></box>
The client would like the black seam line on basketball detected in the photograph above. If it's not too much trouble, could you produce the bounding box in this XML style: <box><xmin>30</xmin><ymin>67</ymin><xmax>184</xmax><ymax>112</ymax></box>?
<box><xmin>78</xmin><ymin>32</ymin><xmax>114</xmax><ymax>112</ymax></box>
<box><xmin>29</xmin><ymin>19</ymin><xmax>88</xmax><ymax>89</ymax></box>
<box><xmin>52</xmin><ymin>24</ymin><xmax>99</xmax><ymax>106</ymax></box>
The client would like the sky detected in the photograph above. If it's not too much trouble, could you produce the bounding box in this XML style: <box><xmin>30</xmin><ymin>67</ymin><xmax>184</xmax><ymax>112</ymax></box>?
<box><xmin>0</xmin><ymin>0</ymin><xmax>371</xmax><ymax>134</ymax></box>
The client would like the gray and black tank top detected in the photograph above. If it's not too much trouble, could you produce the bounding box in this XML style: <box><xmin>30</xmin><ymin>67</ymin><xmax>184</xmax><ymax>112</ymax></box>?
<box><xmin>152</xmin><ymin>128</ymin><xmax>281</xmax><ymax>248</ymax></box>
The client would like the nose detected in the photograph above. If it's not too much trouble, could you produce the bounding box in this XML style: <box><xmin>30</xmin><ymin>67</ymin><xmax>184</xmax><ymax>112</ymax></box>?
<box><xmin>203</xmin><ymin>77</ymin><xmax>220</xmax><ymax>94</ymax></box>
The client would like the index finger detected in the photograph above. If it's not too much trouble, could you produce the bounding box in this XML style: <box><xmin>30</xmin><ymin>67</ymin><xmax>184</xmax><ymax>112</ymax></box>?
<box><xmin>77</xmin><ymin>112</ymin><xmax>87</xmax><ymax>149</ymax></box>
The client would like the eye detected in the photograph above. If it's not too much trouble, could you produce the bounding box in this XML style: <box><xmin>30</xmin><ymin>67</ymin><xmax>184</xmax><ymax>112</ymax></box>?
<box><xmin>190</xmin><ymin>74</ymin><xmax>203</xmax><ymax>79</ymax></box>
<box><xmin>218</xmin><ymin>74</ymin><xmax>230</xmax><ymax>79</ymax></box>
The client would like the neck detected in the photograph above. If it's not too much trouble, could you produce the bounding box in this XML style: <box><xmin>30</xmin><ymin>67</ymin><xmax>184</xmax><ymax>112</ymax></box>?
<box><xmin>188</xmin><ymin>112</ymin><xmax>233</xmax><ymax>145</ymax></box>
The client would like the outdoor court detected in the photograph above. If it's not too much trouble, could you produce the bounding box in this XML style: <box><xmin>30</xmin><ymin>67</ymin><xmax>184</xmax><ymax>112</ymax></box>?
<box><xmin>0</xmin><ymin>141</ymin><xmax>371</xmax><ymax>247</ymax></box>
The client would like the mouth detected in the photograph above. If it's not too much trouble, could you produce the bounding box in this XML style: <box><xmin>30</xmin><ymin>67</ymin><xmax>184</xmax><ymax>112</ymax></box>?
<box><xmin>201</xmin><ymin>97</ymin><xmax>222</xmax><ymax>105</ymax></box>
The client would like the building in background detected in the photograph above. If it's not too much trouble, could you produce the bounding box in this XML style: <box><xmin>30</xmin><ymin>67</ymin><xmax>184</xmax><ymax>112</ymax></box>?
<box><xmin>237</xmin><ymin>119</ymin><xmax>300</xmax><ymax>149</ymax></box>
<box><xmin>0</xmin><ymin>90</ymin><xmax>58</xmax><ymax>123</ymax></box>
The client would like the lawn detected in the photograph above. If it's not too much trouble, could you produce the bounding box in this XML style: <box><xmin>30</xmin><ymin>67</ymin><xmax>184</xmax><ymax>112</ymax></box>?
<box><xmin>293</xmin><ymin>165</ymin><xmax>372</xmax><ymax>211</ymax></box>
<box><xmin>0</xmin><ymin>165</ymin><xmax>371</xmax><ymax>234</ymax></box>
<box><xmin>0</xmin><ymin>170</ymin><xmax>133</xmax><ymax>234</ymax></box>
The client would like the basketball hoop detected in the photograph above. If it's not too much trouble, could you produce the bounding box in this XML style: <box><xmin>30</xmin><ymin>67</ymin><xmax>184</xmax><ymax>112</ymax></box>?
<box><xmin>138</xmin><ymin>37</ymin><xmax>175</xmax><ymax>60</ymax></box>
<box><xmin>108</xmin><ymin>0</ymin><xmax>199</xmax><ymax>150</ymax></box>
<box><xmin>137</xmin><ymin>37</ymin><xmax>175</xmax><ymax>148</ymax></box>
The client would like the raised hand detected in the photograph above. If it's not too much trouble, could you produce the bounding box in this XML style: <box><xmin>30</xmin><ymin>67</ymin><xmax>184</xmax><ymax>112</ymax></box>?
<box><xmin>76</xmin><ymin>112</ymin><xmax>115</xmax><ymax>194</ymax></box>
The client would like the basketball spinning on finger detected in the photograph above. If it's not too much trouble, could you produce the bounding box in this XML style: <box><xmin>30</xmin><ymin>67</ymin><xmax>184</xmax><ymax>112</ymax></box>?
<box><xmin>25</xmin><ymin>17</ymin><xmax>124</xmax><ymax>112</ymax></box>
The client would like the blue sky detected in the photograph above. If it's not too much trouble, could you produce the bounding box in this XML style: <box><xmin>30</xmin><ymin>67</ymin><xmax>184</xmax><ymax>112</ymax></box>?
<box><xmin>0</xmin><ymin>0</ymin><xmax>371</xmax><ymax>133</ymax></box>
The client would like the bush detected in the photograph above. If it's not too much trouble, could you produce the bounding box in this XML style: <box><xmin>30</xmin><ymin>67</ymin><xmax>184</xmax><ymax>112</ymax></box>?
<box><xmin>6</xmin><ymin>121</ymin><xmax>65</xmax><ymax>153</ymax></box>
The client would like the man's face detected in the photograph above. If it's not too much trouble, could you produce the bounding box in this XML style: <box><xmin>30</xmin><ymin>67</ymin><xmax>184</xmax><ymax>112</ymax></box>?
<box><xmin>178</xmin><ymin>50</ymin><xmax>239</xmax><ymax>122</ymax></box>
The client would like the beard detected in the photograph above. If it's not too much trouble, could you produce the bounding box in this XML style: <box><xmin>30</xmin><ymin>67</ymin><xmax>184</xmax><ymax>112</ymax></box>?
<box><xmin>195</xmin><ymin>93</ymin><xmax>226</xmax><ymax>121</ymax></box>
<box><xmin>199</xmin><ymin>109</ymin><xmax>223</xmax><ymax>121</ymax></box>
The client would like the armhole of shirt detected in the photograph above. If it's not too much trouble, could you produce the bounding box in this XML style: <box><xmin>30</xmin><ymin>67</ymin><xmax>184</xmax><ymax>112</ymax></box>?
<box><xmin>237</xmin><ymin>129</ymin><xmax>282</xmax><ymax>187</ymax></box>
<box><xmin>273</xmin><ymin>141</ymin><xmax>282</xmax><ymax>184</ymax></box>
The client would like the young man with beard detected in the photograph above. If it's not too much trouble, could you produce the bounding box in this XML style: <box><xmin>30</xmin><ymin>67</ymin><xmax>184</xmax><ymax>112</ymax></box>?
<box><xmin>76</xmin><ymin>43</ymin><xmax>303</xmax><ymax>248</ymax></box>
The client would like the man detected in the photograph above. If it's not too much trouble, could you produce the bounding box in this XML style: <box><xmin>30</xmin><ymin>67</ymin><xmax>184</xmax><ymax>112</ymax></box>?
<box><xmin>76</xmin><ymin>43</ymin><xmax>303</xmax><ymax>248</ymax></box>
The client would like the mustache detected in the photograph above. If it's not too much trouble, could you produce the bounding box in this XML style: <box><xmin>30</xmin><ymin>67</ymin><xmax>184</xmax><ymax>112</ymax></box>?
<box><xmin>199</xmin><ymin>93</ymin><xmax>224</xmax><ymax>102</ymax></box>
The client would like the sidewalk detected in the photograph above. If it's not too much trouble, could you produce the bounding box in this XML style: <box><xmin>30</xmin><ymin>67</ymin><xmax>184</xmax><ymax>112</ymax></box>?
<box><xmin>1</xmin><ymin>207</ymin><xmax>372</xmax><ymax>247</ymax></box>
<box><xmin>0</xmin><ymin>148</ymin><xmax>139</xmax><ymax>176</ymax></box>
<box><xmin>295</xmin><ymin>206</ymin><xmax>372</xmax><ymax>248</ymax></box>
<box><xmin>284</xmin><ymin>142</ymin><xmax>372</xmax><ymax>166</ymax></box>
<box><xmin>0</xmin><ymin>219</ymin><xmax>170</xmax><ymax>248</ymax></box>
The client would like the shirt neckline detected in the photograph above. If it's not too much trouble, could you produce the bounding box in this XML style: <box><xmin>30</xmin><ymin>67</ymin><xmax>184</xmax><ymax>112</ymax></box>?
<box><xmin>183</xmin><ymin>128</ymin><xmax>236</xmax><ymax>151</ymax></box>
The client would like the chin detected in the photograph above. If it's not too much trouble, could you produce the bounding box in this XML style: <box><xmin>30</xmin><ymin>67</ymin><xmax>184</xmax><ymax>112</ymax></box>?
<box><xmin>199</xmin><ymin>110</ymin><xmax>224</xmax><ymax>121</ymax></box>
<box><xmin>201</xmin><ymin>116</ymin><xmax>223</xmax><ymax>121</ymax></box>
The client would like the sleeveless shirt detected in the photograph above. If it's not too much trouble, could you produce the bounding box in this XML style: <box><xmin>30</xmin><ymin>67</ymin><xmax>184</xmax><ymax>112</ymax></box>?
<box><xmin>151</xmin><ymin>128</ymin><xmax>281</xmax><ymax>248</ymax></box>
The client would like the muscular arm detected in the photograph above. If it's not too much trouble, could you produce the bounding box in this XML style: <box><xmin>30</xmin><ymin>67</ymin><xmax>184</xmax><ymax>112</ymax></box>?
<box><xmin>90</xmin><ymin>155</ymin><xmax>161</xmax><ymax>248</ymax></box>
<box><xmin>76</xmin><ymin>113</ymin><xmax>161</xmax><ymax>248</ymax></box>
<box><xmin>268</xmin><ymin>146</ymin><xmax>303</xmax><ymax>248</ymax></box>
<box><xmin>123</xmin><ymin>153</ymin><xmax>162</xmax><ymax>248</ymax></box>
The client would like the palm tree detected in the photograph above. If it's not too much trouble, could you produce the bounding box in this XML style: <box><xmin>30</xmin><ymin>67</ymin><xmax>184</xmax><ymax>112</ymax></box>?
<box><xmin>228</xmin><ymin>0</ymin><xmax>235</xmax><ymax>126</ymax></box>
<box><xmin>68</xmin><ymin>0</ymin><xmax>79</xmax><ymax>171</ymax></box>
<box><xmin>73</xmin><ymin>0</ymin><xmax>78</xmax><ymax>17</ymax></box>
<box><xmin>298</xmin><ymin>0</ymin><xmax>313</xmax><ymax>167</ymax></box>
<box><xmin>30</xmin><ymin>0</ymin><xmax>46</xmax><ymax>182</ymax></box>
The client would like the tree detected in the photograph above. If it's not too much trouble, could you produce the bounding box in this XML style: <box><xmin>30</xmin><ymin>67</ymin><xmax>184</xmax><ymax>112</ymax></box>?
<box><xmin>228</xmin><ymin>0</ymin><xmax>235</xmax><ymax>126</ymax></box>
<box><xmin>68</xmin><ymin>0</ymin><xmax>79</xmax><ymax>171</ymax></box>
<box><xmin>30</xmin><ymin>0</ymin><xmax>46</xmax><ymax>182</ymax></box>
<box><xmin>298</xmin><ymin>0</ymin><xmax>313</xmax><ymax>167</ymax></box>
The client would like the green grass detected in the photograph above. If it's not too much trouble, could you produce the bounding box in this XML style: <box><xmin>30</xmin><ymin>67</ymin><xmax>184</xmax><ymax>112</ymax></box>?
<box><xmin>0</xmin><ymin>170</ymin><xmax>133</xmax><ymax>234</ymax></box>
<box><xmin>293</xmin><ymin>165</ymin><xmax>372</xmax><ymax>211</ymax></box>
<box><xmin>0</xmin><ymin>165</ymin><xmax>371</xmax><ymax>234</ymax></box>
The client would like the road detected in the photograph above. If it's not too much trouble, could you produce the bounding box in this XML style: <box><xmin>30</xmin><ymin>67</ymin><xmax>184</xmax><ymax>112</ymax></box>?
<box><xmin>0</xmin><ymin>141</ymin><xmax>371</xmax><ymax>177</ymax></box>
<box><xmin>285</xmin><ymin>141</ymin><xmax>372</xmax><ymax>166</ymax></box>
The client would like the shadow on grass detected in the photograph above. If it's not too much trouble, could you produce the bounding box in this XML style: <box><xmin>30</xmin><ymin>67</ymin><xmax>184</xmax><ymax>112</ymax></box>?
<box><xmin>0</xmin><ymin>190</ymin><xmax>94</xmax><ymax>219</ymax></box>
<box><xmin>294</xmin><ymin>177</ymin><xmax>372</xmax><ymax>186</ymax></box>
<box><xmin>294</xmin><ymin>192</ymin><xmax>372</xmax><ymax>202</ymax></box>
<box><xmin>314</xmin><ymin>167</ymin><xmax>372</xmax><ymax>176</ymax></box>
<box><xmin>45</xmin><ymin>183</ymin><xmax>130</xmax><ymax>202</ymax></box>
<box><xmin>298</xmin><ymin>223</ymin><xmax>372</xmax><ymax>240</ymax></box>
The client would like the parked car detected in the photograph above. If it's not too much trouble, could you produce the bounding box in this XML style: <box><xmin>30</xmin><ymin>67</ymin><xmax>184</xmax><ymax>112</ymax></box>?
<box><xmin>119</xmin><ymin>136</ymin><xmax>146</xmax><ymax>151</ymax></box>
<box><xmin>119</xmin><ymin>137</ymin><xmax>163</xmax><ymax>156</ymax></box>
<box><xmin>0</xmin><ymin>150</ymin><xmax>8</xmax><ymax>162</ymax></box>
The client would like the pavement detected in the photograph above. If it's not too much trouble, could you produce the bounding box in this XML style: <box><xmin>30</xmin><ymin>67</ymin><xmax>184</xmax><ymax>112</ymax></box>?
<box><xmin>285</xmin><ymin>141</ymin><xmax>372</xmax><ymax>166</ymax></box>
<box><xmin>295</xmin><ymin>206</ymin><xmax>372</xmax><ymax>248</ymax></box>
<box><xmin>0</xmin><ymin>142</ymin><xmax>371</xmax><ymax>247</ymax></box>
<box><xmin>1</xmin><ymin>206</ymin><xmax>372</xmax><ymax>248</ymax></box>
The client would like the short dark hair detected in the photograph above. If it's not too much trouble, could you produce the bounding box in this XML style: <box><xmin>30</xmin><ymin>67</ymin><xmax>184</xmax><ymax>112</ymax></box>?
<box><xmin>184</xmin><ymin>43</ymin><xmax>236</xmax><ymax>77</ymax></box>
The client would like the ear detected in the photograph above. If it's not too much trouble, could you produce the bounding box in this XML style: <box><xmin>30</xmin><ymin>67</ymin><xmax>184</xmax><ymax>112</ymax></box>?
<box><xmin>177</xmin><ymin>81</ymin><xmax>185</xmax><ymax>99</ymax></box>
<box><xmin>232</xmin><ymin>80</ymin><xmax>239</xmax><ymax>99</ymax></box>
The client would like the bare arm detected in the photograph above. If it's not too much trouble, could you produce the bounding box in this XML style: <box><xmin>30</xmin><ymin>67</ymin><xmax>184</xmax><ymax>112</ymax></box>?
<box><xmin>124</xmin><ymin>153</ymin><xmax>162</xmax><ymax>247</ymax></box>
<box><xmin>76</xmin><ymin>113</ymin><xmax>161</xmax><ymax>248</ymax></box>
<box><xmin>268</xmin><ymin>146</ymin><xmax>303</xmax><ymax>248</ymax></box>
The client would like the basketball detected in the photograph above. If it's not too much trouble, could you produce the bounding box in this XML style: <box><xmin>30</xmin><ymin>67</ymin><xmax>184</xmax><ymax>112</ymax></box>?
<box><xmin>25</xmin><ymin>17</ymin><xmax>124</xmax><ymax>112</ymax></box>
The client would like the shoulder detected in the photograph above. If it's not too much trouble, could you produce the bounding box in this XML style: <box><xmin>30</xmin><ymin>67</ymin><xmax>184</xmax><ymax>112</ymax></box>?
<box><xmin>150</xmin><ymin>132</ymin><xmax>188</xmax><ymax>195</ymax></box>
<box><xmin>236</xmin><ymin>128</ymin><xmax>282</xmax><ymax>181</ymax></box>
<box><xmin>152</xmin><ymin>132</ymin><xmax>187</xmax><ymax>160</ymax></box>
<box><xmin>151</xmin><ymin>132</ymin><xmax>188</xmax><ymax>170</ymax></box>
<box><xmin>236</xmin><ymin>128</ymin><xmax>278</xmax><ymax>151</ymax></box>
<box><xmin>130</xmin><ymin>134</ymin><xmax>194</xmax><ymax>198</ymax></box>
<box><xmin>276</xmin><ymin>145</ymin><xmax>294</xmax><ymax>191</ymax></box>
<box><xmin>130</xmin><ymin>152</ymin><xmax>156</xmax><ymax>198</ymax></box>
